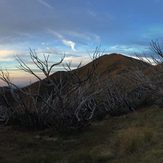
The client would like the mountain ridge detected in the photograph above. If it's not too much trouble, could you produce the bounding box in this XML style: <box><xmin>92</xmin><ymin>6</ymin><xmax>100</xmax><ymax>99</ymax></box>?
<box><xmin>24</xmin><ymin>53</ymin><xmax>153</xmax><ymax>91</ymax></box>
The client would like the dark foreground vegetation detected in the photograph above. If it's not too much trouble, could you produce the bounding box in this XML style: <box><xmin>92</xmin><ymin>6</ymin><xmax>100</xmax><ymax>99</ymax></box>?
<box><xmin>0</xmin><ymin>106</ymin><xmax>163</xmax><ymax>163</ymax></box>
<box><xmin>0</xmin><ymin>41</ymin><xmax>163</xmax><ymax>162</ymax></box>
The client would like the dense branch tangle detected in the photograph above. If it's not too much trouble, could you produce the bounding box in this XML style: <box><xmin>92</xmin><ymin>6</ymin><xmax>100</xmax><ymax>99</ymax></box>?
<box><xmin>0</xmin><ymin>48</ymin><xmax>101</xmax><ymax>131</ymax></box>
<box><xmin>150</xmin><ymin>40</ymin><xmax>163</xmax><ymax>64</ymax></box>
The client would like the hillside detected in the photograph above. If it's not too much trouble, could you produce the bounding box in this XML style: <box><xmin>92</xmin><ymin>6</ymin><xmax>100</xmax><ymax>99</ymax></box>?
<box><xmin>0</xmin><ymin>53</ymin><xmax>161</xmax><ymax>119</ymax></box>
<box><xmin>74</xmin><ymin>53</ymin><xmax>151</xmax><ymax>77</ymax></box>
<box><xmin>23</xmin><ymin>53</ymin><xmax>153</xmax><ymax>94</ymax></box>
<box><xmin>0</xmin><ymin>53</ymin><xmax>163</xmax><ymax>162</ymax></box>
<box><xmin>0</xmin><ymin>53</ymin><xmax>161</xmax><ymax>114</ymax></box>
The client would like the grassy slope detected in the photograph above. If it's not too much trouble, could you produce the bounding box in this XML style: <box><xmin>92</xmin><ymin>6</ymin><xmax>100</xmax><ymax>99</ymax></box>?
<box><xmin>0</xmin><ymin>106</ymin><xmax>163</xmax><ymax>163</ymax></box>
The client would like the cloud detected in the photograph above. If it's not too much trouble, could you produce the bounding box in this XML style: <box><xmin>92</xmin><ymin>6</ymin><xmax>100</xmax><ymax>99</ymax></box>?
<box><xmin>0</xmin><ymin>50</ymin><xmax>16</xmax><ymax>61</ymax></box>
<box><xmin>65</xmin><ymin>31</ymin><xmax>101</xmax><ymax>43</ymax></box>
<box><xmin>0</xmin><ymin>0</ymin><xmax>111</xmax><ymax>48</ymax></box>
<box><xmin>64</xmin><ymin>55</ymin><xmax>91</xmax><ymax>67</ymax></box>
<box><xmin>62</xmin><ymin>40</ymin><xmax>76</xmax><ymax>51</ymax></box>
<box><xmin>108</xmin><ymin>44</ymin><xmax>149</xmax><ymax>54</ymax></box>
<box><xmin>48</xmin><ymin>30</ymin><xmax>77</xmax><ymax>51</ymax></box>
<box><xmin>129</xmin><ymin>55</ymin><xmax>158</xmax><ymax>65</ymax></box>
<box><xmin>37</xmin><ymin>0</ymin><xmax>53</xmax><ymax>9</ymax></box>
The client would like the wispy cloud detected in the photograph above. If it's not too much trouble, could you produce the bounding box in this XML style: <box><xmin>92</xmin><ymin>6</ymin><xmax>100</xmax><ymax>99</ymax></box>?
<box><xmin>64</xmin><ymin>55</ymin><xmax>91</xmax><ymax>67</ymax></box>
<box><xmin>0</xmin><ymin>50</ymin><xmax>16</xmax><ymax>61</ymax></box>
<box><xmin>48</xmin><ymin>30</ymin><xmax>77</xmax><ymax>51</ymax></box>
<box><xmin>129</xmin><ymin>55</ymin><xmax>158</xmax><ymax>65</ymax></box>
<box><xmin>109</xmin><ymin>44</ymin><xmax>149</xmax><ymax>54</ymax></box>
<box><xmin>62</xmin><ymin>39</ymin><xmax>76</xmax><ymax>51</ymax></box>
<box><xmin>37</xmin><ymin>0</ymin><xmax>53</xmax><ymax>9</ymax></box>
<box><xmin>66</xmin><ymin>31</ymin><xmax>101</xmax><ymax>43</ymax></box>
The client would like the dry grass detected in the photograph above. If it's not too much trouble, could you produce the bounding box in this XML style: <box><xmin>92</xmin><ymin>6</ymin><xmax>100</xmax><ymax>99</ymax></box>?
<box><xmin>116</xmin><ymin>127</ymin><xmax>153</xmax><ymax>154</ymax></box>
<box><xmin>0</xmin><ymin>106</ymin><xmax>163</xmax><ymax>162</ymax></box>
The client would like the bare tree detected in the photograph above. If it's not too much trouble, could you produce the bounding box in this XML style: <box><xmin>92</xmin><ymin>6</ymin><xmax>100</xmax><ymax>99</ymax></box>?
<box><xmin>16</xmin><ymin>49</ymin><xmax>65</xmax><ymax>86</ymax></box>
<box><xmin>150</xmin><ymin>40</ymin><xmax>163</xmax><ymax>62</ymax></box>
<box><xmin>128</xmin><ymin>40</ymin><xmax>163</xmax><ymax>108</ymax></box>
<box><xmin>0</xmin><ymin>49</ymin><xmax>101</xmax><ymax>131</ymax></box>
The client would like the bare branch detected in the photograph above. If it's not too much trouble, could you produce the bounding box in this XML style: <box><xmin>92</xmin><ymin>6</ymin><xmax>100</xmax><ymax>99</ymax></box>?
<box><xmin>16</xmin><ymin>49</ymin><xmax>65</xmax><ymax>85</ymax></box>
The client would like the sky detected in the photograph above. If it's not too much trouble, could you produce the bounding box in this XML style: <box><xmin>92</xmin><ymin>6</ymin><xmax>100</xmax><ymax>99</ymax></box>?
<box><xmin>0</xmin><ymin>0</ymin><xmax>163</xmax><ymax>86</ymax></box>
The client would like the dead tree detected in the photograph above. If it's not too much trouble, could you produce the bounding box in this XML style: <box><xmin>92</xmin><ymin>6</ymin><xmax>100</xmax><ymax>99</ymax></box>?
<box><xmin>150</xmin><ymin>40</ymin><xmax>163</xmax><ymax>63</ymax></box>
<box><xmin>0</xmin><ymin>49</ymin><xmax>101</xmax><ymax>131</ymax></box>
<box><xmin>16</xmin><ymin>49</ymin><xmax>65</xmax><ymax>86</ymax></box>
<box><xmin>126</xmin><ymin>40</ymin><xmax>163</xmax><ymax>109</ymax></box>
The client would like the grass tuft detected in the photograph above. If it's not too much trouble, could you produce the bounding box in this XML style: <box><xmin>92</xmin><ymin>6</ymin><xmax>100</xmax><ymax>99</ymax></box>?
<box><xmin>116</xmin><ymin>127</ymin><xmax>153</xmax><ymax>154</ymax></box>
